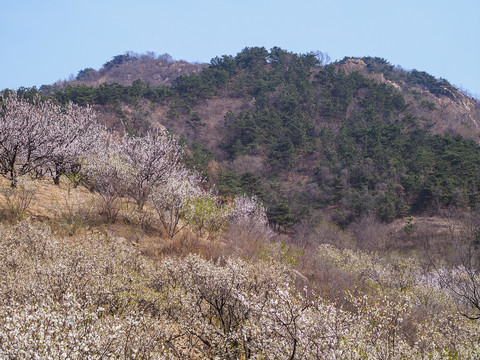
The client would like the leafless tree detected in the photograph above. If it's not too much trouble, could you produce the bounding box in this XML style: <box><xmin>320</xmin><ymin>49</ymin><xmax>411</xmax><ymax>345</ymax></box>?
<box><xmin>314</xmin><ymin>51</ymin><xmax>331</xmax><ymax>66</ymax></box>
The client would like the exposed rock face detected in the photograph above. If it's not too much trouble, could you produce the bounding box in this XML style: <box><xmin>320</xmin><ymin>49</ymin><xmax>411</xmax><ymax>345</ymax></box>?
<box><xmin>402</xmin><ymin>85</ymin><xmax>480</xmax><ymax>140</ymax></box>
<box><xmin>341</xmin><ymin>58</ymin><xmax>367</xmax><ymax>74</ymax></box>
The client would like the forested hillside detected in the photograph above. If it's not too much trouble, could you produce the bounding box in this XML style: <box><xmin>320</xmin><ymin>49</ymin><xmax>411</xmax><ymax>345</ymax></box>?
<box><xmin>21</xmin><ymin>47</ymin><xmax>480</xmax><ymax>230</ymax></box>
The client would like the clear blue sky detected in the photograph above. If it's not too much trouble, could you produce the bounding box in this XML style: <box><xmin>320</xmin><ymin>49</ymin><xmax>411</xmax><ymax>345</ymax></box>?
<box><xmin>1</xmin><ymin>0</ymin><xmax>479</xmax><ymax>97</ymax></box>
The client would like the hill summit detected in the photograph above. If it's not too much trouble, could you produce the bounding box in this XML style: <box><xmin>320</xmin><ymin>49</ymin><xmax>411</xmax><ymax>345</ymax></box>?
<box><xmin>16</xmin><ymin>47</ymin><xmax>480</xmax><ymax>227</ymax></box>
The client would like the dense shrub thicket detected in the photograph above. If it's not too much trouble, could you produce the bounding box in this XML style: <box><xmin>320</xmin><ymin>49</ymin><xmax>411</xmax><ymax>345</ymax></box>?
<box><xmin>0</xmin><ymin>220</ymin><xmax>479</xmax><ymax>358</ymax></box>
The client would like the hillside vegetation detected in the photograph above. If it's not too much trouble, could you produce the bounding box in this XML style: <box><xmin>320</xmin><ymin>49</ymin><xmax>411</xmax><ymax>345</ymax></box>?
<box><xmin>1</xmin><ymin>216</ymin><xmax>480</xmax><ymax>358</ymax></box>
<box><xmin>20</xmin><ymin>47</ymin><xmax>480</xmax><ymax>229</ymax></box>
<box><xmin>2</xmin><ymin>48</ymin><xmax>480</xmax><ymax>358</ymax></box>
<box><xmin>41</xmin><ymin>51</ymin><xmax>207</xmax><ymax>92</ymax></box>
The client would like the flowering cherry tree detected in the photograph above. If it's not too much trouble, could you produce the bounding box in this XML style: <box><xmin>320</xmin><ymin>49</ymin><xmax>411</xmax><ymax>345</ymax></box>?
<box><xmin>46</xmin><ymin>102</ymin><xmax>101</xmax><ymax>184</ymax></box>
<box><xmin>118</xmin><ymin>129</ymin><xmax>182</xmax><ymax>209</ymax></box>
<box><xmin>149</xmin><ymin>167</ymin><xmax>204</xmax><ymax>238</ymax></box>
<box><xmin>0</xmin><ymin>92</ymin><xmax>63</xmax><ymax>183</ymax></box>
<box><xmin>0</xmin><ymin>92</ymin><xmax>101</xmax><ymax>185</ymax></box>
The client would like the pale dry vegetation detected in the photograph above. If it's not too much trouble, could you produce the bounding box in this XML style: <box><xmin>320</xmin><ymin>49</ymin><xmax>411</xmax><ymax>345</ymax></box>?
<box><xmin>52</xmin><ymin>52</ymin><xmax>207</xmax><ymax>90</ymax></box>
<box><xmin>1</xmin><ymin>213</ymin><xmax>480</xmax><ymax>358</ymax></box>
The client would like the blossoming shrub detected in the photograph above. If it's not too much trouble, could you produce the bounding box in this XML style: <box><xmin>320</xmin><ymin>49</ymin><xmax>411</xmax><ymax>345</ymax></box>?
<box><xmin>1</xmin><ymin>219</ymin><xmax>480</xmax><ymax>359</ymax></box>
<box><xmin>152</xmin><ymin>254</ymin><xmax>480</xmax><ymax>359</ymax></box>
<box><xmin>229</xmin><ymin>195</ymin><xmax>272</xmax><ymax>240</ymax></box>
<box><xmin>0</xmin><ymin>220</ymin><xmax>172</xmax><ymax>358</ymax></box>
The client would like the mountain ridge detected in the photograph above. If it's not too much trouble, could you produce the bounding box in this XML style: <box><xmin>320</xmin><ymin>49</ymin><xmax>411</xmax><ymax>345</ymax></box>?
<box><xmin>40</xmin><ymin>50</ymin><xmax>479</xmax><ymax>141</ymax></box>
